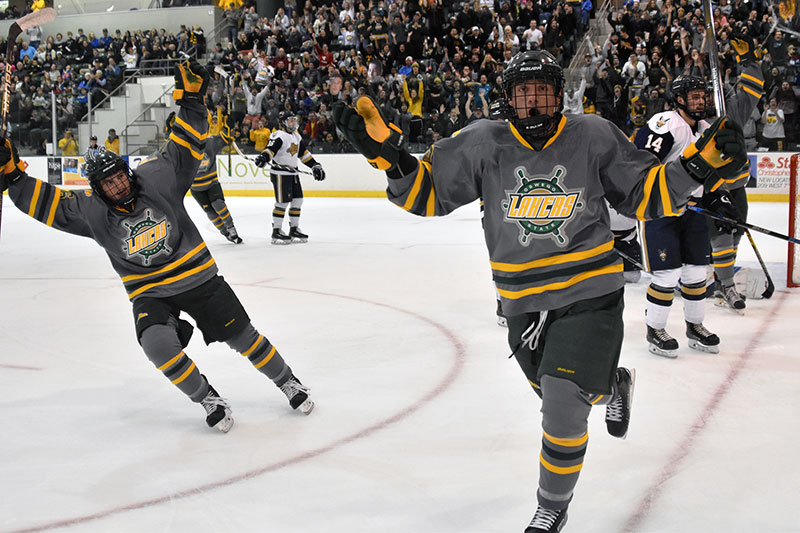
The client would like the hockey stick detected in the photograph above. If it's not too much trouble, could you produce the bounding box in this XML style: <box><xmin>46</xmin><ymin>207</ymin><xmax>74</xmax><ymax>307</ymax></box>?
<box><xmin>0</xmin><ymin>7</ymin><xmax>57</xmax><ymax>239</ymax></box>
<box><xmin>744</xmin><ymin>229</ymin><xmax>776</xmax><ymax>298</ymax></box>
<box><xmin>614</xmin><ymin>247</ymin><xmax>647</xmax><ymax>273</ymax></box>
<box><xmin>230</xmin><ymin>140</ymin><xmax>314</xmax><ymax>175</ymax></box>
<box><xmin>687</xmin><ymin>205</ymin><xmax>800</xmax><ymax>245</ymax></box>
<box><xmin>702</xmin><ymin>1</ymin><xmax>777</xmax><ymax>296</ymax></box>
<box><xmin>702</xmin><ymin>0</ymin><xmax>726</xmax><ymax>117</ymax></box>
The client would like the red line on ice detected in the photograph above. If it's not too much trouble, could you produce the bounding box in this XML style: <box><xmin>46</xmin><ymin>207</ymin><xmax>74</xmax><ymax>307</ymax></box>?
<box><xmin>12</xmin><ymin>286</ymin><xmax>467</xmax><ymax>533</ymax></box>
<box><xmin>622</xmin><ymin>290</ymin><xmax>789</xmax><ymax>532</ymax></box>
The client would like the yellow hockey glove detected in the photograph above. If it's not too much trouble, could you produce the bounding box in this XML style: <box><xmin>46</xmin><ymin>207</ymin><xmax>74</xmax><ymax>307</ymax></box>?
<box><xmin>173</xmin><ymin>59</ymin><xmax>209</xmax><ymax>104</ymax></box>
<box><xmin>731</xmin><ymin>32</ymin><xmax>763</xmax><ymax>64</ymax></box>
<box><xmin>332</xmin><ymin>96</ymin><xmax>405</xmax><ymax>171</ymax></box>
<box><xmin>681</xmin><ymin>117</ymin><xmax>749</xmax><ymax>192</ymax></box>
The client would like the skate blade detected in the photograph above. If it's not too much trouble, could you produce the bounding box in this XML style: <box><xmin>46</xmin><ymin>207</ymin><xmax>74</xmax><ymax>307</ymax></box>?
<box><xmin>298</xmin><ymin>398</ymin><xmax>314</xmax><ymax>415</ymax></box>
<box><xmin>271</xmin><ymin>239</ymin><xmax>292</xmax><ymax>245</ymax></box>
<box><xmin>648</xmin><ymin>344</ymin><xmax>678</xmax><ymax>359</ymax></box>
<box><xmin>687</xmin><ymin>339</ymin><xmax>720</xmax><ymax>354</ymax></box>
<box><xmin>291</xmin><ymin>237</ymin><xmax>308</xmax><ymax>243</ymax></box>
<box><xmin>714</xmin><ymin>298</ymin><xmax>745</xmax><ymax>315</ymax></box>
<box><xmin>213</xmin><ymin>412</ymin><xmax>234</xmax><ymax>433</ymax></box>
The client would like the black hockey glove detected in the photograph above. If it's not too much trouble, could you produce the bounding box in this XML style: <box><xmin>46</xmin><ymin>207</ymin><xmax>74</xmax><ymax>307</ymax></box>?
<box><xmin>173</xmin><ymin>59</ymin><xmax>209</xmax><ymax>104</ymax></box>
<box><xmin>254</xmin><ymin>152</ymin><xmax>270</xmax><ymax>168</ymax></box>
<box><xmin>699</xmin><ymin>189</ymin><xmax>742</xmax><ymax>235</ymax></box>
<box><xmin>0</xmin><ymin>138</ymin><xmax>25</xmax><ymax>192</ymax></box>
<box><xmin>312</xmin><ymin>164</ymin><xmax>325</xmax><ymax>181</ymax></box>
<box><xmin>681</xmin><ymin>117</ymin><xmax>749</xmax><ymax>193</ymax></box>
<box><xmin>332</xmin><ymin>96</ymin><xmax>407</xmax><ymax>171</ymax></box>
<box><xmin>731</xmin><ymin>32</ymin><xmax>763</xmax><ymax>64</ymax></box>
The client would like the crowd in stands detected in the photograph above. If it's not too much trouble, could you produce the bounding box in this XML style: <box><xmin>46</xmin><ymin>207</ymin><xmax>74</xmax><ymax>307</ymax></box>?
<box><xmin>2</xmin><ymin>0</ymin><xmax>798</xmax><ymax>156</ymax></box>
<box><xmin>209</xmin><ymin>0</ymin><xmax>798</xmax><ymax>155</ymax></box>
<box><xmin>1</xmin><ymin>2</ymin><xmax>206</xmax><ymax>153</ymax></box>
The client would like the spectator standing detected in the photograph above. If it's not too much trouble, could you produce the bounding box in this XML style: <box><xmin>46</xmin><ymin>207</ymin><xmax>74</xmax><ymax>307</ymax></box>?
<box><xmin>761</xmin><ymin>97</ymin><xmax>785</xmax><ymax>151</ymax></box>
<box><xmin>105</xmin><ymin>128</ymin><xmax>119</xmax><ymax>154</ymax></box>
<box><xmin>58</xmin><ymin>129</ymin><xmax>79</xmax><ymax>156</ymax></box>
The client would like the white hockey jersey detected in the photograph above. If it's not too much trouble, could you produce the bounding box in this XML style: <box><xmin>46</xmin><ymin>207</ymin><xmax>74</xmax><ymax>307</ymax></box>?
<box><xmin>265</xmin><ymin>128</ymin><xmax>313</xmax><ymax>174</ymax></box>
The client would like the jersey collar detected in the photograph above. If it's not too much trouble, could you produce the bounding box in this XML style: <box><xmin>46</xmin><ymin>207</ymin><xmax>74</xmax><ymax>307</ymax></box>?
<box><xmin>508</xmin><ymin>115</ymin><xmax>567</xmax><ymax>151</ymax></box>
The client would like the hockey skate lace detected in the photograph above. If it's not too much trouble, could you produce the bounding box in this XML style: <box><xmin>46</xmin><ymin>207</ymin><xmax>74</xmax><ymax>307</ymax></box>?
<box><xmin>691</xmin><ymin>323</ymin><xmax>713</xmax><ymax>337</ymax></box>
<box><xmin>521</xmin><ymin>311</ymin><xmax>549</xmax><ymax>352</ymax></box>
<box><xmin>528</xmin><ymin>507</ymin><xmax>560</xmax><ymax>529</ymax></box>
<box><xmin>653</xmin><ymin>328</ymin><xmax>673</xmax><ymax>342</ymax></box>
<box><xmin>606</xmin><ymin>395</ymin><xmax>623</xmax><ymax>422</ymax></box>
<box><xmin>280</xmin><ymin>378</ymin><xmax>310</xmax><ymax>400</ymax></box>
<box><xmin>201</xmin><ymin>395</ymin><xmax>229</xmax><ymax>416</ymax></box>
<box><xmin>723</xmin><ymin>284</ymin><xmax>742</xmax><ymax>303</ymax></box>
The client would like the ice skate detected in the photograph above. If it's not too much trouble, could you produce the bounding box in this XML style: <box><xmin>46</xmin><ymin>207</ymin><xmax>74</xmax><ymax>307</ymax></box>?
<box><xmin>496</xmin><ymin>299</ymin><xmax>507</xmax><ymax>328</ymax></box>
<box><xmin>606</xmin><ymin>367</ymin><xmax>635</xmax><ymax>439</ymax></box>
<box><xmin>225</xmin><ymin>227</ymin><xmax>243</xmax><ymax>244</ymax></box>
<box><xmin>200</xmin><ymin>381</ymin><xmax>233</xmax><ymax>433</ymax></box>
<box><xmin>525</xmin><ymin>505</ymin><xmax>568</xmax><ymax>533</ymax></box>
<box><xmin>289</xmin><ymin>227</ymin><xmax>308</xmax><ymax>243</ymax></box>
<box><xmin>686</xmin><ymin>322</ymin><xmax>720</xmax><ymax>354</ymax></box>
<box><xmin>646</xmin><ymin>325</ymin><xmax>679</xmax><ymax>358</ymax></box>
<box><xmin>714</xmin><ymin>282</ymin><xmax>746</xmax><ymax>314</ymax></box>
<box><xmin>271</xmin><ymin>228</ymin><xmax>292</xmax><ymax>245</ymax></box>
<box><xmin>279</xmin><ymin>375</ymin><xmax>314</xmax><ymax>414</ymax></box>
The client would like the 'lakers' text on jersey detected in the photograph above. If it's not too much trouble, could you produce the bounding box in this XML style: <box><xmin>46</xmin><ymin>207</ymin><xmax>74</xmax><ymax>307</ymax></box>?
<box><xmin>7</xmin><ymin>99</ymin><xmax>212</xmax><ymax>301</ymax></box>
<box><xmin>386</xmin><ymin>114</ymin><xmax>700</xmax><ymax>315</ymax></box>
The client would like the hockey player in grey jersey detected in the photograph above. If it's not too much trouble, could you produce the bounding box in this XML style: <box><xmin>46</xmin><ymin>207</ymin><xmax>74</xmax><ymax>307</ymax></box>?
<box><xmin>0</xmin><ymin>60</ymin><xmax>314</xmax><ymax>433</ymax></box>
<box><xmin>334</xmin><ymin>50</ymin><xmax>748</xmax><ymax>532</ymax></box>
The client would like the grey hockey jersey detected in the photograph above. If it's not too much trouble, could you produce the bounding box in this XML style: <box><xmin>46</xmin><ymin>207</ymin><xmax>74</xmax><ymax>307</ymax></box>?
<box><xmin>7</xmin><ymin>100</ymin><xmax>211</xmax><ymax>301</ymax></box>
<box><xmin>387</xmin><ymin>114</ymin><xmax>700</xmax><ymax>315</ymax></box>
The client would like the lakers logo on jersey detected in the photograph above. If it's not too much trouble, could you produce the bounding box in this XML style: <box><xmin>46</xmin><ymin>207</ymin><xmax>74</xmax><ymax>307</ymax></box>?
<box><xmin>656</xmin><ymin>117</ymin><xmax>670</xmax><ymax>129</ymax></box>
<box><xmin>288</xmin><ymin>143</ymin><xmax>299</xmax><ymax>156</ymax></box>
<box><xmin>502</xmin><ymin>165</ymin><xmax>584</xmax><ymax>247</ymax></box>
<box><xmin>123</xmin><ymin>209</ymin><xmax>172</xmax><ymax>265</ymax></box>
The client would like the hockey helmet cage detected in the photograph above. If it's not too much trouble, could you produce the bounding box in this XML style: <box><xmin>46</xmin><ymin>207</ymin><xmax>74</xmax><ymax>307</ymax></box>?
<box><xmin>84</xmin><ymin>148</ymin><xmax>138</xmax><ymax>209</ymax></box>
<box><xmin>502</xmin><ymin>50</ymin><xmax>565</xmax><ymax>141</ymax></box>
<box><xmin>278</xmin><ymin>110</ymin><xmax>298</xmax><ymax>132</ymax></box>
<box><xmin>667</xmin><ymin>75</ymin><xmax>709</xmax><ymax>120</ymax></box>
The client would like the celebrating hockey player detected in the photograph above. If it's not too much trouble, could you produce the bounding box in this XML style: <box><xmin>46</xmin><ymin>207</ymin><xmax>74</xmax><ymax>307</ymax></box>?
<box><xmin>333</xmin><ymin>50</ymin><xmax>748</xmax><ymax>532</ymax></box>
<box><xmin>634</xmin><ymin>34</ymin><xmax>763</xmax><ymax>357</ymax></box>
<box><xmin>254</xmin><ymin>111</ymin><xmax>326</xmax><ymax>244</ymax></box>
<box><xmin>0</xmin><ymin>60</ymin><xmax>314</xmax><ymax>433</ymax></box>
<box><xmin>166</xmin><ymin>110</ymin><xmax>243</xmax><ymax>244</ymax></box>
<box><xmin>190</xmin><ymin>121</ymin><xmax>243</xmax><ymax>244</ymax></box>
<box><xmin>707</xmin><ymin>33</ymin><xmax>766</xmax><ymax>311</ymax></box>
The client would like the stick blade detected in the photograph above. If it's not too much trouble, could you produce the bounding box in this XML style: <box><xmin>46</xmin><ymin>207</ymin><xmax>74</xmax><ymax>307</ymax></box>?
<box><xmin>17</xmin><ymin>7</ymin><xmax>57</xmax><ymax>31</ymax></box>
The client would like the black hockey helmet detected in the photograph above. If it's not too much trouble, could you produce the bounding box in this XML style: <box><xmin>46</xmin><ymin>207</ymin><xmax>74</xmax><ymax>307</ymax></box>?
<box><xmin>667</xmin><ymin>75</ymin><xmax>709</xmax><ymax>121</ymax></box>
<box><xmin>502</xmin><ymin>50</ymin><xmax>564</xmax><ymax>141</ymax></box>
<box><xmin>278</xmin><ymin>110</ymin><xmax>298</xmax><ymax>132</ymax></box>
<box><xmin>85</xmin><ymin>148</ymin><xmax>137</xmax><ymax>210</ymax></box>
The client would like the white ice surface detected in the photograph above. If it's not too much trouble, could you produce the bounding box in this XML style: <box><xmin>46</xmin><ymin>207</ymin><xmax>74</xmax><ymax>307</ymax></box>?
<box><xmin>1</xmin><ymin>197</ymin><xmax>798</xmax><ymax>533</ymax></box>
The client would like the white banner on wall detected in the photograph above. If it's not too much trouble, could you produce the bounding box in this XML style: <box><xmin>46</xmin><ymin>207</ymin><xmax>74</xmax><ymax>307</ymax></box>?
<box><xmin>14</xmin><ymin>153</ymin><xmax>798</xmax><ymax>198</ymax></box>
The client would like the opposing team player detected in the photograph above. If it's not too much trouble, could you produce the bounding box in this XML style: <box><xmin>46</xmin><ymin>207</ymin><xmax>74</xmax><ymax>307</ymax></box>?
<box><xmin>190</xmin><ymin>125</ymin><xmax>243</xmax><ymax>244</ymax></box>
<box><xmin>634</xmin><ymin>35</ymin><xmax>762</xmax><ymax>357</ymax></box>
<box><xmin>253</xmin><ymin>111</ymin><xmax>326</xmax><ymax>244</ymax></box>
<box><xmin>0</xmin><ymin>60</ymin><xmax>314</xmax><ymax>433</ymax></box>
<box><xmin>333</xmin><ymin>50</ymin><xmax>747</xmax><ymax>532</ymax></box>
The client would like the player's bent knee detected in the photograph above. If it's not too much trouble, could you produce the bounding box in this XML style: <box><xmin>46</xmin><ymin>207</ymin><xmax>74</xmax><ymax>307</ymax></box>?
<box><xmin>681</xmin><ymin>263</ymin><xmax>707</xmax><ymax>285</ymax></box>
<box><xmin>650</xmin><ymin>268</ymin><xmax>681</xmax><ymax>288</ymax></box>
<box><xmin>540</xmin><ymin>375</ymin><xmax>592</xmax><ymax>437</ymax></box>
<box><xmin>140</xmin><ymin>322</ymin><xmax>184</xmax><ymax>367</ymax></box>
<box><xmin>224</xmin><ymin>321</ymin><xmax>259</xmax><ymax>353</ymax></box>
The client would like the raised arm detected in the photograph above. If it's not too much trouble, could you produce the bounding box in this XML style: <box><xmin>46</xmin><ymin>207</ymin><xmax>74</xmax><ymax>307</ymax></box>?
<box><xmin>163</xmin><ymin>59</ymin><xmax>210</xmax><ymax>194</ymax></box>
<box><xmin>0</xmin><ymin>139</ymin><xmax>92</xmax><ymax>238</ymax></box>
